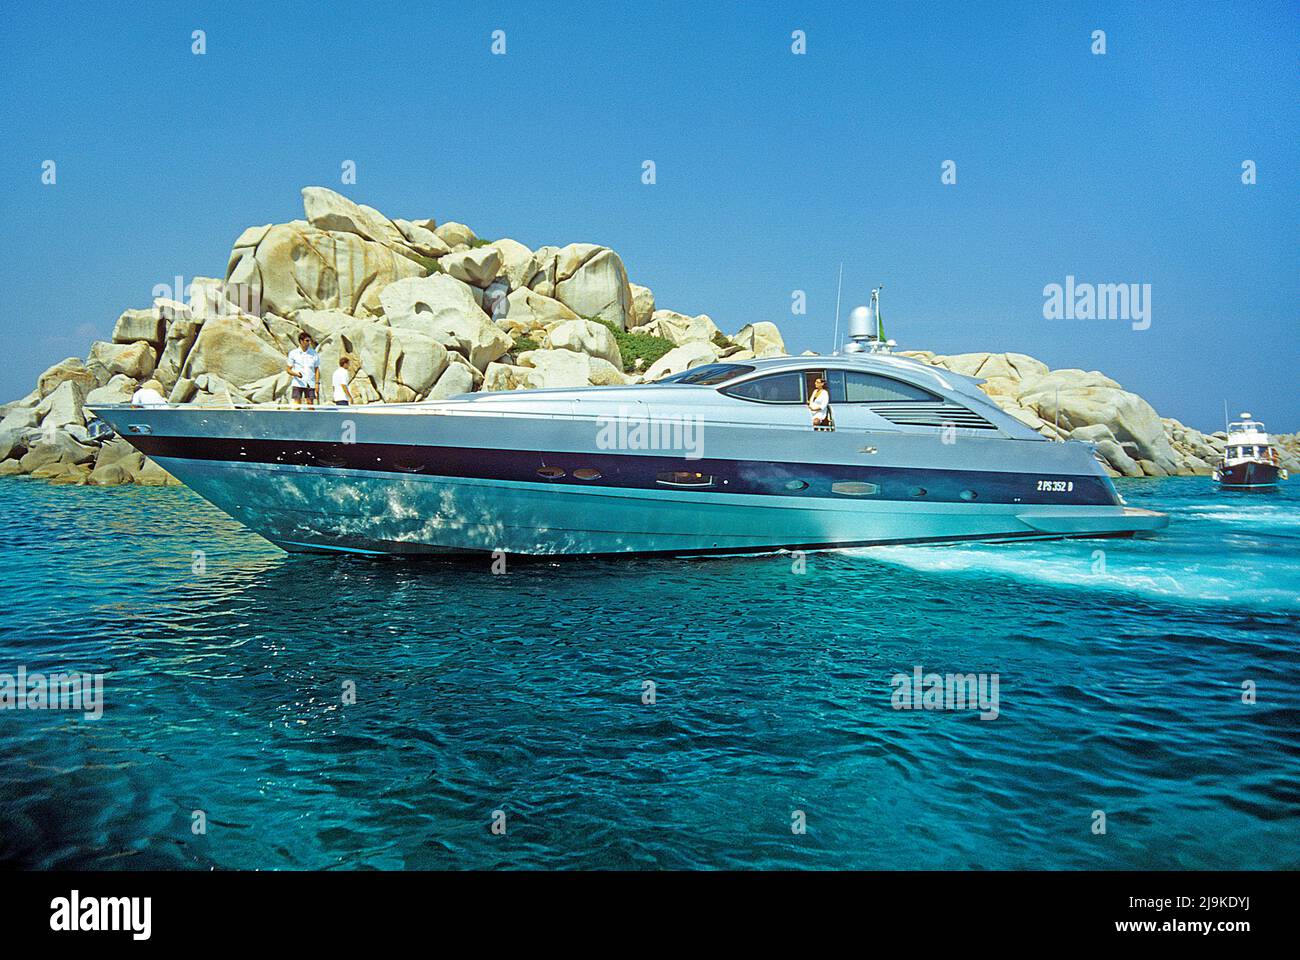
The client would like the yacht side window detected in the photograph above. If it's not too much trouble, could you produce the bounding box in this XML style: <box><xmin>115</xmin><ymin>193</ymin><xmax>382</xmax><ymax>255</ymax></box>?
<box><xmin>723</xmin><ymin>372</ymin><xmax>806</xmax><ymax>403</ymax></box>
<box><xmin>825</xmin><ymin>370</ymin><xmax>937</xmax><ymax>403</ymax></box>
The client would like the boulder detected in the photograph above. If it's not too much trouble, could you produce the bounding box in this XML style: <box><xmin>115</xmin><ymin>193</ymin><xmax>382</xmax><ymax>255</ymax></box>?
<box><xmin>481</xmin><ymin>362</ymin><xmax>533</xmax><ymax>392</ymax></box>
<box><xmin>136</xmin><ymin>459</ymin><xmax>181</xmax><ymax>486</ymax></box>
<box><xmin>93</xmin><ymin>438</ymin><xmax>139</xmax><ymax>469</ymax></box>
<box><xmin>498</xmin><ymin>288</ymin><xmax>579</xmax><ymax>334</ymax></box>
<box><xmin>425</xmin><ymin>361</ymin><xmax>475</xmax><ymax>400</ymax></box>
<box><xmin>0</xmin><ymin>460</ymin><xmax>23</xmax><ymax>477</ymax></box>
<box><xmin>153</xmin><ymin>297</ymin><xmax>191</xmax><ymax>323</ymax></box>
<box><xmin>448</xmin><ymin>353</ymin><xmax>484</xmax><ymax>389</ymax></box>
<box><xmin>87</xmin><ymin>455</ymin><xmax>142</xmax><ymax>486</ymax></box>
<box><xmin>0</xmin><ymin>423</ymin><xmax>27</xmax><ymax>462</ymax></box>
<box><xmin>643</xmin><ymin>309</ymin><xmax>721</xmax><ymax>346</ymax></box>
<box><xmin>1003</xmin><ymin>405</ymin><xmax>1047</xmax><ymax>430</ymax></box>
<box><xmin>292</xmin><ymin>308</ymin><xmax>366</xmax><ymax>344</ymax></box>
<box><xmin>154</xmin><ymin>319</ymin><xmax>202</xmax><ymax>391</ymax></box>
<box><xmin>227</xmin><ymin>221</ymin><xmax>425</xmax><ymax>318</ymax></box>
<box><xmin>88</xmin><ymin>340</ymin><xmax>156</xmax><ymax>380</ymax></box>
<box><xmin>1092</xmin><ymin>439</ymin><xmax>1143</xmax><ymax>477</ymax></box>
<box><xmin>380</xmin><ymin>275</ymin><xmax>510</xmax><ymax>370</ymax></box>
<box><xmin>526</xmin><ymin>246</ymin><xmax>560</xmax><ymax>297</ymax></box>
<box><xmin>587</xmin><ymin>356</ymin><xmax>630</xmax><ymax>386</ymax></box>
<box><xmin>0</xmin><ymin>391</ymin><xmax>39</xmax><ymax>416</ymax></box>
<box><xmin>232</xmin><ymin>223</ymin><xmax>273</xmax><ymax>250</ymax></box>
<box><xmin>543</xmin><ymin>319</ymin><xmax>623</xmax><ymax>368</ymax></box>
<box><xmin>441</xmin><ymin>247</ymin><xmax>503</xmax><ymax>288</ymax></box>
<box><xmin>244</xmin><ymin>372</ymin><xmax>293</xmax><ymax>404</ymax></box>
<box><xmin>393</xmin><ymin>219</ymin><xmax>452</xmax><ymax>258</ymax></box>
<box><xmin>0</xmin><ymin>406</ymin><xmax>39</xmax><ymax>436</ymax></box>
<box><xmin>936</xmin><ymin>352</ymin><xmax>993</xmax><ymax>378</ymax></box>
<box><xmin>183</xmin><ymin>316</ymin><xmax>288</xmax><ymax>386</ymax></box>
<box><xmin>382</xmin><ymin>327</ymin><xmax>449</xmax><ymax>400</ymax></box>
<box><xmin>629</xmin><ymin>284</ymin><xmax>655</xmax><ymax>327</ymax></box>
<box><xmin>347</xmin><ymin>374</ymin><xmax>384</xmax><ymax>405</ymax></box>
<box><xmin>302</xmin><ymin>186</ymin><xmax>405</xmax><ymax>246</ymax></box>
<box><xmin>434</xmin><ymin>222</ymin><xmax>478</xmax><ymax>248</ymax></box>
<box><xmin>32</xmin><ymin>461</ymin><xmax>89</xmax><ymax>483</ymax></box>
<box><xmin>37</xmin><ymin>358</ymin><xmax>97</xmax><ymax>398</ymax></box>
<box><xmin>20</xmin><ymin>433</ymin><xmax>97</xmax><ymax>471</ymax></box>
<box><xmin>262</xmin><ymin>312</ymin><xmax>305</xmax><ymax>353</ymax></box>
<box><xmin>34</xmin><ymin>379</ymin><xmax>87</xmax><ymax>429</ymax></box>
<box><xmin>1019</xmin><ymin>372</ymin><xmax>1180</xmax><ymax>473</ymax></box>
<box><xmin>483</xmin><ymin>239</ymin><xmax>537</xmax><ymax>290</ymax></box>
<box><xmin>515</xmin><ymin>349</ymin><xmax>593</xmax><ymax>389</ymax></box>
<box><xmin>645</xmin><ymin>341</ymin><xmax>722</xmax><ymax>380</ymax></box>
<box><xmin>729</xmin><ymin>322</ymin><xmax>786</xmax><ymax>358</ymax></box>
<box><xmin>298</xmin><ymin>308</ymin><xmax>450</xmax><ymax>402</ymax></box>
<box><xmin>112</xmin><ymin>309</ymin><xmax>166</xmax><ymax>348</ymax></box>
<box><xmin>85</xmin><ymin>374</ymin><xmax>139</xmax><ymax>406</ymax></box>
<box><xmin>187</xmin><ymin>277</ymin><xmax>239</xmax><ymax>320</ymax></box>
<box><xmin>168</xmin><ymin>378</ymin><xmax>197</xmax><ymax>404</ymax></box>
<box><xmin>193</xmin><ymin>373</ymin><xmax>250</xmax><ymax>403</ymax></box>
<box><xmin>553</xmin><ymin>244</ymin><xmax>634</xmax><ymax>330</ymax></box>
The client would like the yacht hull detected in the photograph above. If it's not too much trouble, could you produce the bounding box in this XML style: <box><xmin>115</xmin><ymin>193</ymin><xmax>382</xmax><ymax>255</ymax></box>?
<box><xmin>149</xmin><ymin>453</ymin><xmax>1164</xmax><ymax>557</ymax></box>
<box><xmin>1214</xmin><ymin>461</ymin><xmax>1282</xmax><ymax>489</ymax></box>
<box><xmin>90</xmin><ymin>363</ymin><xmax>1168</xmax><ymax>558</ymax></box>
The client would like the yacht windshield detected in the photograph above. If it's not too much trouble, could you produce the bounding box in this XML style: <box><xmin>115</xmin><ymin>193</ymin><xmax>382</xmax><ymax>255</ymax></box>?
<box><xmin>652</xmin><ymin>363</ymin><xmax>755</xmax><ymax>385</ymax></box>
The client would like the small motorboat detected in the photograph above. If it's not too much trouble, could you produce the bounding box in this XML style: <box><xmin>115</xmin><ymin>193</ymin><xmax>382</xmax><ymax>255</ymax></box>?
<box><xmin>1213</xmin><ymin>414</ymin><xmax>1288</xmax><ymax>489</ymax></box>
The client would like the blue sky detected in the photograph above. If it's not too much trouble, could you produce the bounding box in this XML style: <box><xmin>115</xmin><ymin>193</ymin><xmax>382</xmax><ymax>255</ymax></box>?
<box><xmin>2</xmin><ymin>0</ymin><xmax>1295</xmax><ymax>431</ymax></box>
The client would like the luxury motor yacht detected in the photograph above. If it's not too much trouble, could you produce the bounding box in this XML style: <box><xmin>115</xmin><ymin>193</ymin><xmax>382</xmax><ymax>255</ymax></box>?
<box><xmin>89</xmin><ymin>320</ymin><xmax>1167</xmax><ymax>557</ymax></box>
<box><xmin>1213</xmin><ymin>414</ymin><xmax>1287</xmax><ymax>489</ymax></box>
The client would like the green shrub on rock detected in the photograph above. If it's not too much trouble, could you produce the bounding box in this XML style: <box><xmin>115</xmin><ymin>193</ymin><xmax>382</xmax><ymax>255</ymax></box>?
<box><xmin>590</xmin><ymin>318</ymin><xmax>674</xmax><ymax>373</ymax></box>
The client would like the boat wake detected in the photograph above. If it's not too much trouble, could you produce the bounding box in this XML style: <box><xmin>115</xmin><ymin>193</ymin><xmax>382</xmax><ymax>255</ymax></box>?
<box><xmin>849</xmin><ymin>541</ymin><xmax>1300</xmax><ymax>611</ymax></box>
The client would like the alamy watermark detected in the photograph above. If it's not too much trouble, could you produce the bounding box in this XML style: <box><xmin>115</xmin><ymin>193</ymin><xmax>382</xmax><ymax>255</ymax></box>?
<box><xmin>153</xmin><ymin>275</ymin><xmax>262</xmax><ymax>319</ymax></box>
<box><xmin>1</xmin><ymin>666</ymin><xmax>104</xmax><ymax>719</ymax></box>
<box><xmin>595</xmin><ymin>405</ymin><xmax>705</xmax><ymax>459</ymax></box>
<box><xmin>1043</xmin><ymin>275</ymin><xmax>1150</xmax><ymax>330</ymax></box>
<box><xmin>891</xmin><ymin>665</ymin><xmax>1000</xmax><ymax>720</ymax></box>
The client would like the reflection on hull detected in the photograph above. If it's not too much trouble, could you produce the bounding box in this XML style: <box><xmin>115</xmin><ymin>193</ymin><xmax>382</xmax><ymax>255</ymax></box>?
<box><xmin>156</xmin><ymin>456</ymin><xmax>1166</xmax><ymax>557</ymax></box>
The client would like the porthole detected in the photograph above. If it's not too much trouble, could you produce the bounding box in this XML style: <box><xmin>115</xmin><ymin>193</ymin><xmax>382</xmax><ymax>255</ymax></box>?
<box><xmin>784</xmin><ymin>479</ymin><xmax>809</xmax><ymax>491</ymax></box>
<box><xmin>656</xmin><ymin>471</ymin><xmax>714</xmax><ymax>488</ymax></box>
<box><xmin>573</xmin><ymin>468</ymin><xmax>602</xmax><ymax>480</ymax></box>
<box><xmin>910</xmin><ymin>487</ymin><xmax>927</xmax><ymax>497</ymax></box>
<box><xmin>960</xmin><ymin>489</ymin><xmax>978</xmax><ymax>501</ymax></box>
<box><xmin>831</xmin><ymin>481</ymin><xmax>880</xmax><ymax>497</ymax></box>
<box><xmin>537</xmin><ymin>466</ymin><xmax>566</xmax><ymax>479</ymax></box>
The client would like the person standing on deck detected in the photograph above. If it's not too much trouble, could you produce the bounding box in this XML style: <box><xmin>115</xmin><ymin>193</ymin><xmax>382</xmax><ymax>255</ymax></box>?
<box><xmin>332</xmin><ymin>356</ymin><xmax>354</xmax><ymax>406</ymax></box>
<box><xmin>808</xmin><ymin>377</ymin><xmax>832</xmax><ymax>428</ymax></box>
<box><xmin>286</xmin><ymin>333</ymin><xmax>320</xmax><ymax>407</ymax></box>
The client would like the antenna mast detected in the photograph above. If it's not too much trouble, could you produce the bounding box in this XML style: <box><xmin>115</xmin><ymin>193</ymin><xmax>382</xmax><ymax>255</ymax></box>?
<box><xmin>831</xmin><ymin>262</ymin><xmax>844</xmax><ymax>354</ymax></box>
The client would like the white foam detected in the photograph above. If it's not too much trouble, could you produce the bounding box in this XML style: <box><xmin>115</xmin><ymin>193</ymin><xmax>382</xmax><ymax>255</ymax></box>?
<box><xmin>849</xmin><ymin>542</ymin><xmax>1300</xmax><ymax>611</ymax></box>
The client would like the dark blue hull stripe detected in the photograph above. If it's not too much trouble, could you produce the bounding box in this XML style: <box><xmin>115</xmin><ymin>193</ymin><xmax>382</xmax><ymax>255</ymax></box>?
<box><xmin>125</xmin><ymin>435</ymin><xmax>1118</xmax><ymax>506</ymax></box>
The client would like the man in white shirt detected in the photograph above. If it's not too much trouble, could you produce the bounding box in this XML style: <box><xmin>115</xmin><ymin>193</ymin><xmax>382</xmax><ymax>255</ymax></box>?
<box><xmin>286</xmin><ymin>333</ymin><xmax>321</xmax><ymax>407</ymax></box>
<box><xmin>131</xmin><ymin>379</ymin><xmax>168</xmax><ymax>406</ymax></box>
<box><xmin>332</xmin><ymin>357</ymin><xmax>354</xmax><ymax>405</ymax></box>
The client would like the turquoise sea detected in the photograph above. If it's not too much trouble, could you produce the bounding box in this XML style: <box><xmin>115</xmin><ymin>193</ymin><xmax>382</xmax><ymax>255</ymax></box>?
<box><xmin>0</xmin><ymin>476</ymin><xmax>1296</xmax><ymax>870</ymax></box>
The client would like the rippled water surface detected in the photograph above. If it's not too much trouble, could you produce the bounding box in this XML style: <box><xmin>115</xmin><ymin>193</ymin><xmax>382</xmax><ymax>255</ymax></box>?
<box><xmin>0</xmin><ymin>476</ymin><xmax>1296</xmax><ymax>869</ymax></box>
